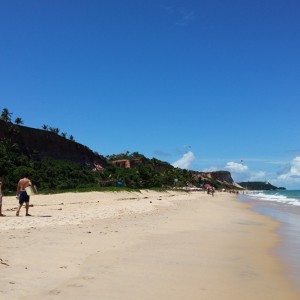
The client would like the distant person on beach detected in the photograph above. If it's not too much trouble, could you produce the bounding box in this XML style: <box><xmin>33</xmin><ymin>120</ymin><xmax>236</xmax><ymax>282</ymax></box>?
<box><xmin>0</xmin><ymin>179</ymin><xmax>5</xmax><ymax>216</ymax></box>
<box><xmin>16</xmin><ymin>176</ymin><xmax>33</xmax><ymax>216</ymax></box>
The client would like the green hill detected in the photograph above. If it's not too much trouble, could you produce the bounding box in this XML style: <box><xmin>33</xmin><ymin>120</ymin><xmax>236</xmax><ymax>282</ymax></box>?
<box><xmin>238</xmin><ymin>181</ymin><xmax>286</xmax><ymax>190</ymax></box>
<box><xmin>0</xmin><ymin>109</ymin><xmax>239</xmax><ymax>193</ymax></box>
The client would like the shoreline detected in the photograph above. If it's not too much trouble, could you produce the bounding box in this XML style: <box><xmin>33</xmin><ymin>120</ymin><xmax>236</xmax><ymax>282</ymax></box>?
<box><xmin>1</xmin><ymin>190</ymin><xmax>299</xmax><ymax>299</ymax></box>
<box><xmin>238</xmin><ymin>193</ymin><xmax>300</xmax><ymax>291</ymax></box>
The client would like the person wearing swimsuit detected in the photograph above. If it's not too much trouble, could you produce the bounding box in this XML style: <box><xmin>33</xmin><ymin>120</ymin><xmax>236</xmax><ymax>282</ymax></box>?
<box><xmin>16</xmin><ymin>176</ymin><xmax>32</xmax><ymax>216</ymax></box>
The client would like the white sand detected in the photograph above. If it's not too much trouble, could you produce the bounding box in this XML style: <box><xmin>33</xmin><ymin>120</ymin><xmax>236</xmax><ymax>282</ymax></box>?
<box><xmin>0</xmin><ymin>190</ymin><xmax>299</xmax><ymax>299</ymax></box>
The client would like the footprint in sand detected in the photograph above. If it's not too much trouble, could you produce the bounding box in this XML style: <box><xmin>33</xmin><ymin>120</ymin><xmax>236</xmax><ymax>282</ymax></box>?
<box><xmin>0</xmin><ymin>258</ymin><xmax>9</xmax><ymax>266</ymax></box>
<box><xmin>59</xmin><ymin>266</ymin><xmax>68</xmax><ymax>269</ymax></box>
<box><xmin>49</xmin><ymin>289</ymin><xmax>61</xmax><ymax>295</ymax></box>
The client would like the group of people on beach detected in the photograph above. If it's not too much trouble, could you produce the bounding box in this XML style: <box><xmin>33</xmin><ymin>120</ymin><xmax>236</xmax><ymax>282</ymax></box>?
<box><xmin>206</xmin><ymin>187</ymin><xmax>215</xmax><ymax>196</ymax></box>
<box><xmin>0</xmin><ymin>175</ymin><xmax>33</xmax><ymax>217</ymax></box>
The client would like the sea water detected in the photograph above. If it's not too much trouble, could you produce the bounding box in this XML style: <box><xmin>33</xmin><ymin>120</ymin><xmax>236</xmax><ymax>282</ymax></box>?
<box><xmin>238</xmin><ymin>190</ymin><xmax>300</xmax><ymax>290</ymax></box>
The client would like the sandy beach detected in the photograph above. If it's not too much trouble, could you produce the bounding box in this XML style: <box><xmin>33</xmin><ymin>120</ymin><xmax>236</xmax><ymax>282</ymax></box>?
<box><xmin>0</xmin><ymin>190</ymin><xmax>299</xmax><ymax>300</ymax></box>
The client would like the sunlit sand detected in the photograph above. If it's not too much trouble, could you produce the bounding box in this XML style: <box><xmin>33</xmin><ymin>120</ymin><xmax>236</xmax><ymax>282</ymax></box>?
<box><xmin>0</xmin><ymin>190</ymin><xmax>299</xmax><ymax>300</ymax></box>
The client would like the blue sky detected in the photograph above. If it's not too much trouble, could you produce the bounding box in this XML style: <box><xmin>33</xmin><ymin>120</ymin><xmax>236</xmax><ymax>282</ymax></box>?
<box><xmin>1</xmin><ymin>0</ymin><xmax>300</xmax><ymax>189</ymax></box>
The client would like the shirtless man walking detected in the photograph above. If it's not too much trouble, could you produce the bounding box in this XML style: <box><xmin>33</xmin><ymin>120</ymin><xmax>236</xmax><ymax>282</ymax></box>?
<box><xmin>16</xmin><ymin>176</ymin><xmax>32</xmax><ymax>216</ymax></box>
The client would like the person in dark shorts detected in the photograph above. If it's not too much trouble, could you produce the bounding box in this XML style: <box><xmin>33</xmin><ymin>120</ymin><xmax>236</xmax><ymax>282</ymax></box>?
<box><xmin>16</xmin><ymin>176</ymin><xmax>32</xmax><ymax>216</ymax></box>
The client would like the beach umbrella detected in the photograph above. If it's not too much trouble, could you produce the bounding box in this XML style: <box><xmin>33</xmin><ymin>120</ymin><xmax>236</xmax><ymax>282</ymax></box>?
<box><xmin>203</xmin><ymin>183</ymin><xmax>212</xmax><ymax>189</ymax></box>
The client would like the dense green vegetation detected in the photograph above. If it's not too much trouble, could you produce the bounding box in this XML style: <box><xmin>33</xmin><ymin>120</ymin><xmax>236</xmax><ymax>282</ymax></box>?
<box><xmin>238</xmin><ymin>181</ymin><xmax>285</xmax><ymax>190</ymax></box>
<box><xmin>0</xmin><ymin>107</ymin><xmax>235</xmax><ymax>194</ymax></box>
<box><xmin>106</xmin><ymin>151</ymin><xmax>144</xmax><ymax>160</ymax></box>
<box><xmin>0</xmin><ymin>139</ymin><xmax>206</xmax><ymax>194</ymax></box>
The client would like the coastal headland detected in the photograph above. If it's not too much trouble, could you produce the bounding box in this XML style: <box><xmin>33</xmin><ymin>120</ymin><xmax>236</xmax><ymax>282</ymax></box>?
<box><xmin>0</xmin><ymin>190</ymin><xmax>298</xmax><ymax>300</ymax></box>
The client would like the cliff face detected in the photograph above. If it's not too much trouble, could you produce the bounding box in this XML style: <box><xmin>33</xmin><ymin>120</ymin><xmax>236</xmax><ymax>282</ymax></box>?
<box><xmin>0</xmin><ymin>120</ymin><xmax>107</xmax><ymax>169</ymax></box>
<box><xmin>207</xmin><ymin>171</ymin><xmax>234</xmax><ymax>184</ymax></box>
<box><xmin>192</xmin><ymin>171</ymin><xmax>234</xmax><ymax>184</ymax></box>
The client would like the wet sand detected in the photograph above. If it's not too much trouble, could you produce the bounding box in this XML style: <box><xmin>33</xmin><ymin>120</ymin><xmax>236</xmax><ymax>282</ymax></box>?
<box><xmin>238</xmin><ymin>194</ymin><xmax>300</xmax><ymax>291</ymax></box>
<box><xmin>0</xmin><ymin>190</ymin><xmax>299</xmax><ymax>299</ymax></box>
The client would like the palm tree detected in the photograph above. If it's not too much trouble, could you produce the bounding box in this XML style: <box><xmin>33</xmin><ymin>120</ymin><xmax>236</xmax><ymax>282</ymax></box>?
<box><xmin>0</xmin><ymin>108</ymin><xmax>12</xmax><ymax>123</ymax></box>
<box><xmin>42</xmin><ymin>124</ymin><xmax>49</xmax><ymax>131</ymax></box>
<box><xmin>49</xmin><ymin>127</ymin><xmax>59</xmax><ymax>134</ymax></box>
<box><xmin>14</xmin><ymin>117</ymin><xmax>24</xmax><ymax>125</ymax></box>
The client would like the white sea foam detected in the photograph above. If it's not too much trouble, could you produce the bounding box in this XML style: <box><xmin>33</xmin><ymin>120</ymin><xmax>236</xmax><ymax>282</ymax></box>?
<box><xmin>245</xmin><ymin>192</ymin><xmax>300</xmax><ymax>206</ymax></box>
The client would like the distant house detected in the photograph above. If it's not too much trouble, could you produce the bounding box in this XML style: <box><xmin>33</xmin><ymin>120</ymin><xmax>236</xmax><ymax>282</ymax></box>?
<box><xmin>112</xmin><ymin>159</ymin><xmax>131</xmax><ymax>168</ymax></box>
<box><xmin>111</xmin><ymin>158</ymin><xmax>146</xmax><ymax>168</ymax></box>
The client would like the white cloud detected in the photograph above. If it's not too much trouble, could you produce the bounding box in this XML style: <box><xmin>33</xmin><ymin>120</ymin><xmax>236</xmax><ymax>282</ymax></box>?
<box><xmin>225</xmin><ymin>162</ymin><xmax>248</xmax><ymax>173</ymax></box>
<box><xmin>224</xmin><ymin>157</ymin><xmax>300</xmax><ymax>188</ymax></box>
<box><xmin>224</xmin><ymin>161</ymin><xmax>267</xmax><ymax>183</ymax></box>
<box><xmin>172</xmin><ymin>151</ymin><xmax>195</xmax><ymax>169</ymax></box>
<box><xmin>174</xmin><ymin>155</ymin><xmax>300</xmax><ymax>189</ymax></box>
<box><xmin>277</xmin><ymin>156</ymin><xmax>300</xmax><ymax>185</ymax></box>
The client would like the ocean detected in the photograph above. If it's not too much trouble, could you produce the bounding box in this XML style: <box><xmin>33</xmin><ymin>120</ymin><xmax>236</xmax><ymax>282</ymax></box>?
<box><xmin>238</xmin><ymin>190</ymin><xmax>300</xmax><ymax>290</ymax></box>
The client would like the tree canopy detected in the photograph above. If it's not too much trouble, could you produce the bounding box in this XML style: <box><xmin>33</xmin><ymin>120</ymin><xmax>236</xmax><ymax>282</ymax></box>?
<box><xmin>0</xmin><ymin>140</ymin><xmax>207</xmax><ymax>193</ymax></box>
